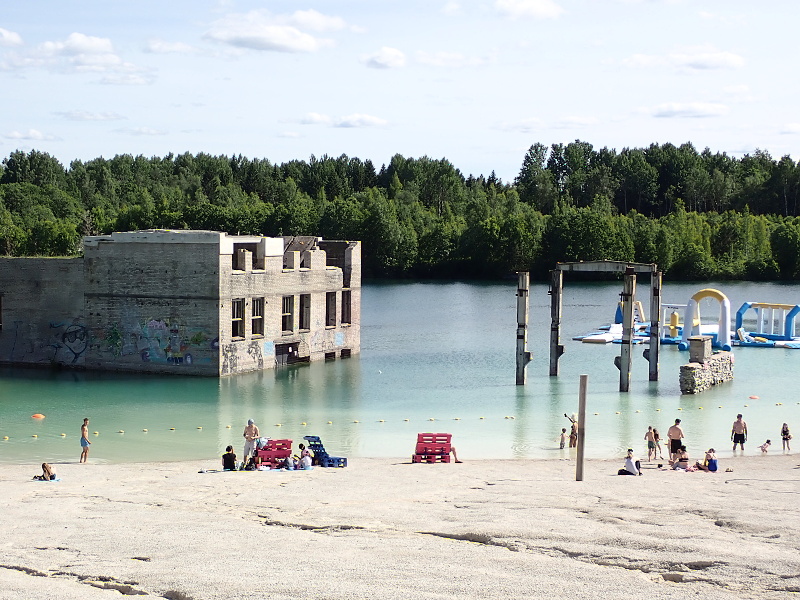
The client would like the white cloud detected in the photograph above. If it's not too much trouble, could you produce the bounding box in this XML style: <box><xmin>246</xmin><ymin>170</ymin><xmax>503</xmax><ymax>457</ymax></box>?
<box><xmin>494</xmin><ymin>0</ymin><xmax>564</xmax><ymax>19</ymax></box>
<box><xmin>0</xmin><ymin>27</ymin><xmax>23</xmax><ymax>47</ymax></box>
<box><xmin>624</xmin><ymin>45</ymin><xmax>744</xmax><ymax>70</ymax></box>
<box><xmin>334</xmin><ymin>114</ymin><xmax>388</xmax><ymax>128</ymax></box>
<box><xmin>289</xmin><ymin>9</ymin><xmax>346</xmax><ymax>32</ymax></box>
<box><xmin>204</xmin><ymin>9</ymin><xmax>341</xmax><ymax>53</ymax></box>
<box><xmin>4</xmin><ymin>129</ymin><xmax>61</xmax><ymax>141</ymax></box>
<box><xmin>780</xmin><ymin>124</ymin><xmax>800</xmax><ymax>135</ymax></box>
<box><xmin>145</xmin><ymin>39</ymin><xmax>197</xmax><ymax>54</ymax></box>
<box><xmin>1</xmin><ymin>32</ymin><xmax>149</xmax><ymax>82</ymax></box>
<box><xmin>416</xmin><ymin>51</ymin><xmax>491</xmax><ymax>68</ymax></box>
<box><xmin>300</xmin><ymin>112</ymin><xmax>332</xmax><ymax>125</ymax></box>
<box><xmin>278</xmin><ymin>131</ymin><xmax>302</xmax><ymax>138</ymax></box>
<box><xmin>648</xmin><ymin>102</ymin><xmax>729</xmax><ymax>118</ymax></box>
<box><xmin>441</xmin><ymin>2</ymin><xmax>463</xmax><ymax>15</ymax></box>
<box><xmin>54</xmin><ymin>110</ymin><xmax>126</xmax><ymax>121</ymax></box>
<box><xmin>114</xmin><ymin>127</ymin><xmax>167</xmax><ymax>136</ymax></box>
<box><xmin>363</xmin><ymin>47</ymin><xmax>405</xmax><ymax>69</ymax></box>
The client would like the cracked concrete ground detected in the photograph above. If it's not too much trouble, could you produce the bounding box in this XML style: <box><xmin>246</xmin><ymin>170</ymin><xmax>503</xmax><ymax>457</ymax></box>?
<box><xmin>1</xmin><ymin>455</ymin><xmax>798</xmax><ymax>599</ymax></box>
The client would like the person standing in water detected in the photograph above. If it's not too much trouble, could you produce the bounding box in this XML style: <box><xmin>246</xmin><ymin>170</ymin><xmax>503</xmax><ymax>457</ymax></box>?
<box><xmin>80</xmin><ymin>417</ymin><xmax>91</xmax><ymax>463</ymax></box>
<box><xmin>644</xmin><ymin>426</ymin><xmax>656</xmax><ymax>462</ymax></box>
<box><xmin>731</xmin><ymin>414</ymin><xmax>748</xmax><ymax>452</ymax></box>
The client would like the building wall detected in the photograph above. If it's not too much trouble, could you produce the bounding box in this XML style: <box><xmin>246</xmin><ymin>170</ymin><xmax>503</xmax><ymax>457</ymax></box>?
<box><xmin>0</xmin><ymin>258</ymin><xmax>86</xmax><ymax>367</ymax></box>
<box><xmin>82</xmin><ymin>231</ymin><xmax>222</xmax><ymax>375</ymax></box>
<box><xmin>217</xmin><ymin>240</ymin><xmax>361</xmax><ymax>376</ymax></box>
<box><xmin>0</xmin><ymin>231</ymin><xmax>361</xmax><ymax>377</ymax></box>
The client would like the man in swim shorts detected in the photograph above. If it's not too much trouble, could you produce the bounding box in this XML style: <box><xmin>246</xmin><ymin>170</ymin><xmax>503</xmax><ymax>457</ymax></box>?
<box><xmin>731</xmin><ymin>413</ymin><xmax>748</xmax><ymax>452</ymax></box>
<box><xmin>242</xmin><ymin>419</ymin><xmax>260</xmax><ymax>469</ymax></box>
<box><xmin>80</xmin><ymin>417</ymin><xmax>91</xmax><ymax>463</ymax></box>
<box><xmin>667</xmin><ymin>419</ymin><xmax>684</xmax><ymax>462</ymax></box>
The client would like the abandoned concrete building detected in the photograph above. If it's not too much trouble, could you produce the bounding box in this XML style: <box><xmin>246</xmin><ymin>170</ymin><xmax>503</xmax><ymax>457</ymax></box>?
<box><xmin>0</xmin><ymin>230</ymin><xmax>361</xmax><ymax>376</ymax></box>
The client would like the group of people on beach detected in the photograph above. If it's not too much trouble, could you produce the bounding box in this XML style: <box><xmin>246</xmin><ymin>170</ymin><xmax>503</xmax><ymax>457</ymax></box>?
<box><xmin>618</xmin><ymin>413</ymin><xmax>792</xmax><ymax>476</ymax></box>
<box><xmin>221</xmin><ymin>419</ymin><xmax>313</xmax><ymax>471</ymax></box>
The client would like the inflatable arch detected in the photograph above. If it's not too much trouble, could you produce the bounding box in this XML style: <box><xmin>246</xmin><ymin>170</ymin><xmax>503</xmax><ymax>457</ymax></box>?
<box><xmin>678</xmin><ymin>289</ymin><xmax>732</xmax><ymax>351</ymax></box>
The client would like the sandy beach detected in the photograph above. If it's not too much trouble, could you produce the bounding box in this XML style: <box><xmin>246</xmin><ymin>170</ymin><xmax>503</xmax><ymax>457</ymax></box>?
<box><xmin>1</xmin><ymin>454</ymin><xmax>799</xmax><ymax>600</ymax></box>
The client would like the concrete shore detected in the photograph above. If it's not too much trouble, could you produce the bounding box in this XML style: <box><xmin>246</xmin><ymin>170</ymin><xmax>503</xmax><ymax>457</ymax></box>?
<box><xmin>1</xmin><ymin>454</ymin><xmax>799</xmax><ymax>599</ymax></box>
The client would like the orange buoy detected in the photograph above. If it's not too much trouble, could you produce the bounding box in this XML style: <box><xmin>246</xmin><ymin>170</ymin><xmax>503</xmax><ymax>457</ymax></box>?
<box><xmin>31</xmin><ymin>414</ymin><xmax>45</xmax><ymax>419</ymax></box>
<box><xmin>749</xmin><ymin>395</ymin><xmax>759</xmax><ymax>400</ymax></box>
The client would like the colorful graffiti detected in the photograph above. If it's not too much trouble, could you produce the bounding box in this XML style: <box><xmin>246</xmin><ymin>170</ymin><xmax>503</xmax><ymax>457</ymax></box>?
<box><xmin>101</xmin><ymin>317</ymin><xmax>214</xmax><ymax>366</ymax></box>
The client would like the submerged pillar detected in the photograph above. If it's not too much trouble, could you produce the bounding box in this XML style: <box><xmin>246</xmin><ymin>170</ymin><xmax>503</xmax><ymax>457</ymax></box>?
<box><xmin>648</xmin><ymin>271</ymin><xmax>662</xmax><ymax>381</ymax></box>
<box><xmin>515</xmin><ymin>271</ymin><xmax>532</xmax><ymax>385</ymax></box>
<box><xmin>619</xmin><ymin>267</ymin><xmax>636</xmax><ymax>392</ymax></box>
<box><xmin>549</xmin><ymin>269</ymin><xmax>564</xmax><ymax>376</ymax></box>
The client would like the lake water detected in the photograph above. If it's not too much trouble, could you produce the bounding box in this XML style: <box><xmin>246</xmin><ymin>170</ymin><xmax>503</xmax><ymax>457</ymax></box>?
<box><xmin>1</xmin><ymin>280</ymin><xmax>798</xmax><ymax>465</ymax></box>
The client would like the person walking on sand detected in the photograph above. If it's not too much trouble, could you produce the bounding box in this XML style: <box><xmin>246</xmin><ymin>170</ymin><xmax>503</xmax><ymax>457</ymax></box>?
<box><xmin>781</xmin><ymin>423</ymin><xmax>792</xmax><ymax>451</ymax></box>
<box><xmin>667</xmin><ymin>419</ymin><xmax>684</xmax><ymax>462</ymax></box>
<box><xmin>80</xmin><ymin>417</ymin><xmax>91</xmax><ymax>463</ymax></box>
<box><xmin>731</xmin><ymin>413</ymin><xmax>748</xmax><ymax>452</ymax></box>
<box><xmin>644</xmin><ymin>426</ymin><xmax>656</xmax><ymax>462</ymax></box>
<box><xmin>242</xmin><ymin>419</ymin><xmax>260</xmax><ymax>469</ymax></box>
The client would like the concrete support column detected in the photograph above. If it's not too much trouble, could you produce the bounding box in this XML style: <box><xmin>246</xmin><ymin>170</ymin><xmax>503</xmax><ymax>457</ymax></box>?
<box><xmin>648</xmin><ymin>271</ymin><xmax>662</xmax><ymax>381</ymax></box>
<box><xmin>619</xmin><ymin>268</ymin><xmax>636</xmax><ymax>392</ymax></box>
<box><xmin>515</xmin><ymin>271</ymin><xmax>531</xmax><ymax>385</ymax></box>
<box><xmin>549</xmin><ymin>269</ymin><xmax>564</xmax><ymax>377</ymax></box>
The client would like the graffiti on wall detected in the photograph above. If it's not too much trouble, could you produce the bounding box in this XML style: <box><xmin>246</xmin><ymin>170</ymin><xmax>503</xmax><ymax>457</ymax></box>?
<box><xmin>247</xmin><ymin>340</ymin><xmax>264</xmax><ymax>369</ymax></box>
<box><xmin>221</xmin><ymin>343</ymin><xmax>238</xmax><ymax>375</ymax></box>
<box><xmin>49</xmin><ymin>320</ymin><xmax>88</xmax><ymax>364</ymax></box>
<box><xmin>100</xmin><ymin>317</ymin><xmax>214</xmax><ymax>366</ymax></box>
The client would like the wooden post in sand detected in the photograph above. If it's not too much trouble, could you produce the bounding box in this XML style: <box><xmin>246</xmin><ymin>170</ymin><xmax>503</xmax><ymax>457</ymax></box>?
<box><xmin>576</xmin><ymin>374</ymin><xmax>588</xmax><ymax>481</ymax></box>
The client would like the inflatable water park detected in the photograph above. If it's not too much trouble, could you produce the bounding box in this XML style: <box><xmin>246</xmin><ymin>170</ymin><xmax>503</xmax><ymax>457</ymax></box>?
<box><xmin>574</xmin><ymin>289</ymin><xmax>800</xmax><ymax>349</ymax></box>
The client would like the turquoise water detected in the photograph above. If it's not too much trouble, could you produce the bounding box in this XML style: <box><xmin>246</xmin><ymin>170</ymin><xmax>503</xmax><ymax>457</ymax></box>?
<box><xmin>0</xmin><ymin>280</ymin><xmax>798</xmax><ymax>464</ymax></box>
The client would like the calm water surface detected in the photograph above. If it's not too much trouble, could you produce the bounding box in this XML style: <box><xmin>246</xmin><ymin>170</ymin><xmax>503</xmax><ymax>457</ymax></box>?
<box><xmin>1</xmin><ymin>280</ymin><xmax>798</xmax><ymax>464</ymax></box>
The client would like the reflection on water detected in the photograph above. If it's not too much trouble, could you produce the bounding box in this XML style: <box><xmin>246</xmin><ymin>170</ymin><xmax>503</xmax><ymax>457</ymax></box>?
<box><xmin>0</xmin><ymin>280</ymin><xmax>798</xmax><ymax>464</ymax></box>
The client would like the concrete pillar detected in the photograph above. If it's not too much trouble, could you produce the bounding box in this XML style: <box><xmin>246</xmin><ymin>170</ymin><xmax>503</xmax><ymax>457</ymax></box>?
<box><xmin>516</xmin><ymin>272</ymin><xmax>532</xmax><ymax>385</ymax></box>
<box><xmin>648</xmin><ymin>271</ymin><xmax>662</xmax><ymax>381</ymax></box>
<box><xmin>576</xmin><ymin>374</ymin><xmax>588</xmax><ymax>481</ymax></box>
<box><xmin>619</xmin><ymin>267</ymin><xmax>636</xmax><ymax>392</ymax></box>
<box><xmin>549</xmin><ymin>269</ymin><xmax>564</xmax><ymax>377</ymax></box>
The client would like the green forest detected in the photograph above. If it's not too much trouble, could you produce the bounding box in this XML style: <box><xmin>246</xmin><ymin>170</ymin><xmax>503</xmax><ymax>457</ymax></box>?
<box><xmin>2</xmin><ymin>141</ymin><xmax>800</xmax><ymax>280</ymax></box>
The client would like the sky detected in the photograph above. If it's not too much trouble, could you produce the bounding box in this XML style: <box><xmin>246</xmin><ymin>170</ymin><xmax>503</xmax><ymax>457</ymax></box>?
<box><xmin>2</xmin><ymin>0</ymin><xmax>799</xmax><ymax>183</ymax></box>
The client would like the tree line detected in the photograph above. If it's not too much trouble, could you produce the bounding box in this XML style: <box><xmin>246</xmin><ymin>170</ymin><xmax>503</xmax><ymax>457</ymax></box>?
<box><xmin>2</xmin><ymin>141</ymin><xmax>800</xmax><ymax>280</ymax></box>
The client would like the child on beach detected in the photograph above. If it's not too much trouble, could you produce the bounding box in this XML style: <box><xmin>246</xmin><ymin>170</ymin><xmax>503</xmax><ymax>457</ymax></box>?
<box><xmin>759</xmin><ymin>439</ymin><xmax>771</xmax><ymax>453</ymax></box>
<box><xmin>652</xmin><ymin>428</ymin><xmax>664</xmax><ymax>460</ymax></box>
<box><xmin>782</xmin><ymin>423</ymin><xmax>792</xmax><ymax>451</ymax></box>
<box><xmin>557</xmin><ymin>428</ymin><xmax>568</xmax><ymax>449</ymax></box>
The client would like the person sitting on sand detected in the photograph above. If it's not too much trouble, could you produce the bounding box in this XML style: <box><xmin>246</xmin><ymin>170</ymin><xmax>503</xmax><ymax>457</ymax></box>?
<box><xmin>295</xmin><ymin>453</ymin><xmax>313</xmax><ymax>470</ymax></box>
<box><xmin>221</xmin><ymin>446</ymin><xmax>237</xmax><ymax>471</ymax></box>
<box><xmin>696</xmin><ymin>448</ymin><xmax>718</xmax><ymax>472</ymax></box>
<box><xmin>34</xmin><ymin>463</ymin><xmax>56</xmax><ymax>481</ymax></box>
<box><xmin>671</xmin><ymin>445</ymin><xmax>690</xmax><ymax>470</ymax></box>
<box><xmin>618</xmin><ymin>449</ymin><xmax>641</xmax><ymax>476</ymax></box>
<box><xmin>759</xmin><ymin>439</ymin><xmax>771</xmax><ymax>453</ymax></box>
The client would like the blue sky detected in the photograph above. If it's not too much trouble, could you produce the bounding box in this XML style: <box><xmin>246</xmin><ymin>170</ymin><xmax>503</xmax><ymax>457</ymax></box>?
<box><xmin>2</xmin><ymin>0</ymin><xmax>798</xmax><ymax>182</ymax></box>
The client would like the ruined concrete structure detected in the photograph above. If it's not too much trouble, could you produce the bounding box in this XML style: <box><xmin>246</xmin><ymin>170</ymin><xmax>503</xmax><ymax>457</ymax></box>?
<box><xmin>0</xmin><ymin>230</ymin><xmax>361</xmax><ymax>376</ymax></box>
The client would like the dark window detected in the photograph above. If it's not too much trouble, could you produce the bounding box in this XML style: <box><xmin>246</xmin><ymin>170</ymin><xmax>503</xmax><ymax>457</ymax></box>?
<box><xmin>299</xmin><ymin>294</ymin><xmax>311</xmax><ymax>330</ymax></box>
<box><xmin>281</xmin><ymin>296</ymin><xmax>294</xmax><ymax>333</ymax></box>
<box><xmin>341</xmin><ymin>290</ymin><xmax>351</xmax><ymax>325</ymax></box>
<box><xmin>326</xmin><ymin>292</ymin><xmax>336</xmax><ymax>327</ymax></box>
<box><xmin>252</xmin><ymin>297</ymin><xmax>264</xmax><ymax>336</ymax></box>
<box><xmin>232</xmin><ymin>298</ymin><xmax>245</xmax><ymax>338</ymax></box>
